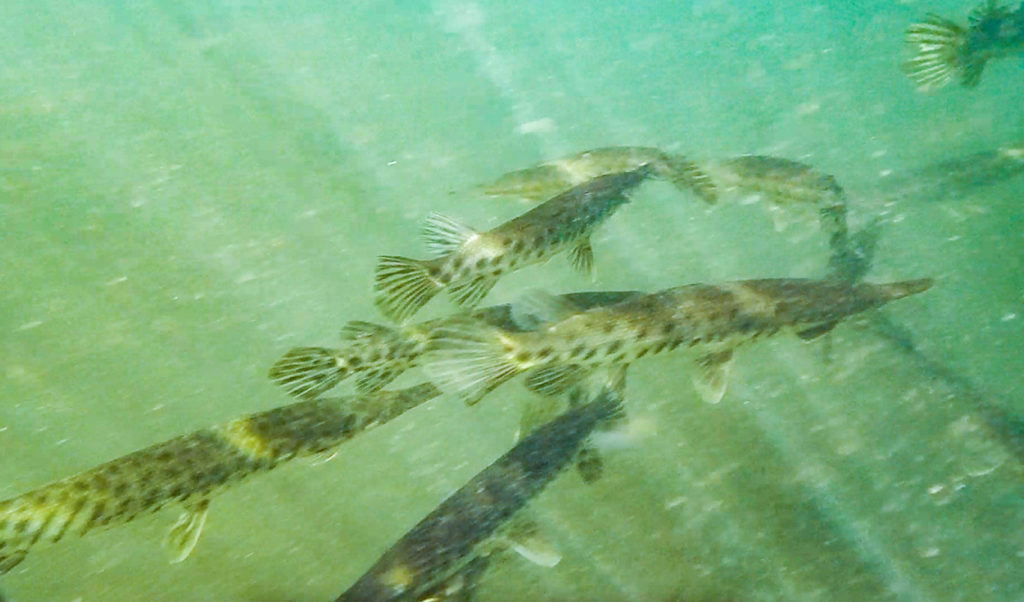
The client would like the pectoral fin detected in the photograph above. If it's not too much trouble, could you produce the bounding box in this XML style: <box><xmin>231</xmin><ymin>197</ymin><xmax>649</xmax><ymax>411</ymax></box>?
<box><xmin>309</xmin><ymin>449</ymin><xmax>339</xmax><ymax>466</ymax></box>
<box><xmin>797</xmin><ymin>321</ymin><xmax>837</xmax><ymax>341</ymax></box>
<box><xmin>693</xmin><ymin>350</ymin><xmax>734</xmax><ymax>404</ymax></box>
<box><xmin>165</xmin><ymin>498</ymin><xmax>210</xmax><ymax>563</ymax></box>
<box><xmin>569</xmin><ymin>237</ymin><xmax>595</xmax><ymax>277</ymax></box>
<box><xmin>575</xmin><ymin>444</ymin><xmax>604</xmax><ymax>484</ymax></box>
<box><xmin>501</xmin><ymin>516</ymin><xmax>562</xmax><ymax>568</ymax></box>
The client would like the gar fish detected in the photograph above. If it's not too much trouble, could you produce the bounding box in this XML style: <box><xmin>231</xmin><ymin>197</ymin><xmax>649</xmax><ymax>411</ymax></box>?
<box><xmin>375</xmin><ymin>166</ymin><xmax>654</xmax><ymax>323</ymax></box>
<box><xmin>879</xmin><ymin>145</ymin><xmax>1024</xmax><ymax>202</ymax></box>
<box><xmin>422</xmin><ymin>278</ymin><xmax>933</xmax><ymax>406</ymax></box>
<box><xmin>480</xmin><ymin>146</ymin><xmax>717</xmax><ymax>204</ymax></box>
<box><xmin>0</xmin><ymin>383</ymin><xmax>440</xmax><ymax>575</ymax></box>
<box><xmin>269</xmin><ymin>291</ymin><xmax>643</xmax><ymax>399</ymax></box>
<box><xmin>334</xmin><ymin>387</ymin><xmax>623</xmax><ymax>602</ymax></box>
<box><xmin>904</xmin><ymin>0</ymin><xmax>1024</xmax><ymax>91</ymax></box>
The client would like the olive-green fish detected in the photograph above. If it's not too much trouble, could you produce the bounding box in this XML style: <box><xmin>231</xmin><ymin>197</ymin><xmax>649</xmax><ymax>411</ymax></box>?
<box><xmin>702</xmin><ymin>154</ymin><xmax>856</xmax><ymax>280</ymax></box>
<box><xmin>335</xmin><ymin>388</ymin><xmax>622</xmax><ymax>602</ymax></box>
<box><xmin>374</xmin><ymin>166</ymin><xmax>653</xmax><ymax>323</ymax></box>
<box><xmin>422</xmin><ymin>278</ymin><xmax>933</xmax><ymax>406</ymax></box>
<box><xmin>882</xmin><ymin>145</ymin><xmax>1024</xmax><ymax>202</ymax></box>
<box><xmin>904</xmin><ymin>1</ymin><xmax>1024</xmax><ymax>92</ymax></box>
<box><xmin>0</xmin><ymin>383</ymin><xmax>439</xmax><ymax>575</ymax></box>
<box><xmin>269</xmin><ymin>291</ymin><xmax>642</xmax><ymax>400</ymax></box>
<box><xmin>480</xmin><ymin>146</ymin><xmax>717</xmax><ymax>204</ymax></box>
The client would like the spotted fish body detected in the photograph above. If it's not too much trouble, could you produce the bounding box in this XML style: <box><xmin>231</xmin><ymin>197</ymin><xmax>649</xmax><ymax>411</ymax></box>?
<box><xmin>374</xmin><ymin>167</ymin><xmax>654</xmax><ymax>323</ymax></box>
<box><xmin>0</xmin><ymin>383</ymin><xmax>440</xmax><ymax>574</ymax></box>
<box><xmin>702</xmin><ymin>155</ymin><xmax>858</xmax><ymax>281</ymax></box>
<box><xmin>480</xmin><ymin>146</ymin><xmax>717</xmax><ymax>204</ymax></box>
<box><xmin>904</xmin><ymin>1</ymin><xmax>1024</xmax><ymax>91</ymax></box>
<box><xmin>335</xmin><ymin>389</ymin><xmax>622</xmax><ymax>602</ymax></box>
<box><xmin>884</xmin><ymin>146</ymin><xmax>1024</xmax><ymax>202</ymax></box>
<box><xmin>268</xmin><ymin>291</ymin><xmax>643</xmax><ymax>400</ymax></box>
<box><xmin>423</xmin><ymin>278</ymin><xmax>933</xmax><ymax>406</ymax></box>
<box><xmin>707</xmin><ymin>155</ymin><xmax>845</xmax><ymax>208</ymax></box>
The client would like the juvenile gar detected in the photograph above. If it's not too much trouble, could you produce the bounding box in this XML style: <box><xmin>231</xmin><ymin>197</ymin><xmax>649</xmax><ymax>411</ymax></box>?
<box><xmin>335</xmin><ymin>388</ymin><xmax>622</xmax><ymax>602</ymax></box>
<box><xmin>701</xmin><ymin>155</ymin><xmax>856</xmax><ymax>279</ymax></box>
<box><xmin>375</xmin><ymin>166</ymin><xmax>653</xmax><ymax>322</ymax></box>
<box><xmin>0</xmin><ymin>383</ymin><xmax>439</xmax><ymax>574</ymax></box>
<box><xmin>904</xmin><ymin>0</ymin><xmax>1024</xmax><ymax>91</ymax></box>
<box><xmin>422</xmin><ymin>278</ymin><xmax>933</xmax><ymax>406</ymax></box>
<box><xmin>269</xmin><ymin>291</ymin><xmax>642</xmax><ymax>399</ymax></box>
<box><xmin>480</xmin><ymin>146</ymin><xmax>717</xmax><ymax>204</ymax></box>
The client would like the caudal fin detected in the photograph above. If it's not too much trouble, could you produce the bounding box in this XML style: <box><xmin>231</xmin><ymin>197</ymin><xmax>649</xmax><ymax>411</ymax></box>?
<box><xmin>903</xmin><ymin>14</ymin><xmax>973</xmax><ymax>91</ymax></box>
<box><xmin>374</xmin><ymin>255</ymin><xmax>443</xmax><ymax>322</ymax></box>
<box><xmin>421</xmin><ymin>317</ymin><xmax>524</xmax><ymax>405</ymax></box>
<box><xmin>269</xmin><ymin>347</ymin><xmax>347</xmax><ymax>399</ymax></box>
<box><xmin>660</xmin><ymin>153</ymin><xmax>718</xmax><ymax>204</ymax></box>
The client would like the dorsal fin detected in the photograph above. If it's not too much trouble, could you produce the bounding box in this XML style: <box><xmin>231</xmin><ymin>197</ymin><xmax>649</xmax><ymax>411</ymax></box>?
<box><xmin>422</xmin><ymin>213</ymin><xmax>479</xmax><ymax>256</ymax></box>
<box><xmin>340</xmin><ymin>320</ymin><xmax>399</xmax><ymax>341</ymax></box>
<box><xmin>510</xmin><ymin>290</ymin><xmax>580</xmax><ymax>330</ymax></box>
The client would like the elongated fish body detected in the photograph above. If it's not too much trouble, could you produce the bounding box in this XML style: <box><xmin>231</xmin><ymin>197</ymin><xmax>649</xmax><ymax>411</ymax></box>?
<box><xmin>904</xmin><ymin>1</ymin><xmax>1024</xmax><ymax>91</ymax></box>
<box><xmin>0</xmin><ymin>383</ymin><xmax>439</xmax><ymax>574</ymax></box>
<box><xmin>480</xmin><ymin>146</ymin><xmax>717</xmax><ymax>204</ymax></box>
<box><xmin>335</xmin><ymin>390</ymin><xmax>622</xmax><ymax>602</ymax></box>
<box><xmin>423</xmin><ymin>278</ymin><xmax>933</xmax><ymax>406</ymax></box>
<box><xmin>702</xmin><ymin>155</ymin><xmax>855</xmax><ymax>280</ymax></box>
<box><xmin>706</xmin><ymin>155</ymin><xmax>845</xmax><ymax>208</ymax></box>
<box><xmin>375</xmin><ymin>167</ymin><xmax>653</xmax><ymax>323</ymax></box>
<box><xmin>269</xmin><ymin>291</ymin><xmax>644</xmax><ymax>400</ymax></box>
<box><xmin>883</xmin><ymin>146</ymin><xmax>1024</xmax><ymax>202</ymax></box>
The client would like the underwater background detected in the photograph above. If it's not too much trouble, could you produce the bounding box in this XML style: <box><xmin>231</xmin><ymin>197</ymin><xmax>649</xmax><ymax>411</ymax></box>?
<box><xmin>1</xmin><ymin>0</ymin><xmax>1022</xmax><ymax>600</ymax></box>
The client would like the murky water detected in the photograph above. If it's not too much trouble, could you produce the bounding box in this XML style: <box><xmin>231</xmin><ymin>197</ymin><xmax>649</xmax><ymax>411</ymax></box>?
<box><xmin>1</xmin><ymin>1</ymin><xmax>1022</xmax><ymax>600</ymax></box>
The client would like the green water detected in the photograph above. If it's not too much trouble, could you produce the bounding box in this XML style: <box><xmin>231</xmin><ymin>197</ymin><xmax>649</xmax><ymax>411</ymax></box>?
<box><xmin>1</xmin><ymin>1</ymin><xmax>1022</xmax><ymax>600</ymax></box>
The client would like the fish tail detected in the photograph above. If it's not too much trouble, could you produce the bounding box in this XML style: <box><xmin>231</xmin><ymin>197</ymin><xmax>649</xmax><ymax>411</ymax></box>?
<box><xmin>0</xmin><ymin>495</ymin><xmax>65</xmax><ymax>574</ymax></box>
<box><xmin>268</xmin><ymin>347</ymin><xmax>347</xmax><ymax>399</ymax></box>
<box><xmin>877</xmin><ymin>278</ymin><xmax>935</xmax><ymax>300</ymax></box>
<box><xmin>374</xmin><ymin>255</ymin><xmax>443</xmax><ymax>322</ymax></box>
<box><xmin>659</xmin><ymin>153</ymin><xmax>718</xmax><ymax>203</ymax></box>
<box><xmin>422</xmin><ymin>317</ymin><xmax>525</xmax><ymax>405</ymax></box>
<box><xmin>903</xmin><ymin>14</ymin><xmax>974</xmax><ymax>91</ymax></box>
<box><xmin>0</xmin><ymin>468</ymin><xmax>143</xmax><ymax>575</ymax></box>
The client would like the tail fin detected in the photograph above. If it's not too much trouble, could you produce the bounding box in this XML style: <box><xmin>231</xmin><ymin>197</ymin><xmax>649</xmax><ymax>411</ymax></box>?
<box><xmin>268</xmin><ymin>347</ymin><xmax>347</xmax><ymax>399</ymax></box>
<box><xmin>374</xmin><ymin>255</ymin><xmax>443</xmax><ymax>322</ymax></box>
<box><xmin>659</xmin><ymin>153</ymin><xmax>718</xmax><ymax>204</ymax></box>
<box><xmin>421</xmin><ymin>318</ymin><xmax>524</xmax><ymax>405</ymax></box>
<box><xmin>903</xmin><ymin>15</ymin><xmax>972</xmax><ymax>91</ymax></box>
<box><xmin>878</xmin><ymin>278</ymin><xmax>935</xmax><ymax>301</ymax></box>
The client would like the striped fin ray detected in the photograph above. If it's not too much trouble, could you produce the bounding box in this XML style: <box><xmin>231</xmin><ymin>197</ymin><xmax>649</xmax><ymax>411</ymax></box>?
<box><xmin>165</xmin><ymin>498</ymin><xmax>210</xmax><ymax>563</ymax></box>
<box><xmin>422</xmin><ymin>213</ymin><xmax>479</xmax><ymax>257</ymax></box>
<box><xmin>354</xmin><ymin>366</ymin><xmax>404</xmax><ymax>393</ymax></box>
<box><xmin>268</xmin><ymin>347</ymin><xmax>346</xmax><ymax>399</ymax></box>
<box><xmin>374</xmin><ymin>255</ymin><xmax>443</xmax><ymax>322</ymax></box>
<box><xmin>448</xmin><ymin>275</ymin><xmax>497</xmax><ymax>309</ymax></box>
<box><xmin>903</xmin><ymin>14</ymin><xmax>968</xmax><ymax>91</ymax></box>
<box><xmin>660</xmin><ymin>153</ymin><xmax>718</xmax><ymax>203</ymax></box>
<box><xmin>422</xmin><ymin>317</ymin><xmax>524</xmax><ymax>405</ymax></box>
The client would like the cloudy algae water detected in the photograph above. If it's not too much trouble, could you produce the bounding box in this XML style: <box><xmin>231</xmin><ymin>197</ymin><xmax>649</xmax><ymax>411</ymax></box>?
<box><xmin>1</xmin><ymin>1</ymin><xmax>1022</xmax><ymax>600</ymax></box>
